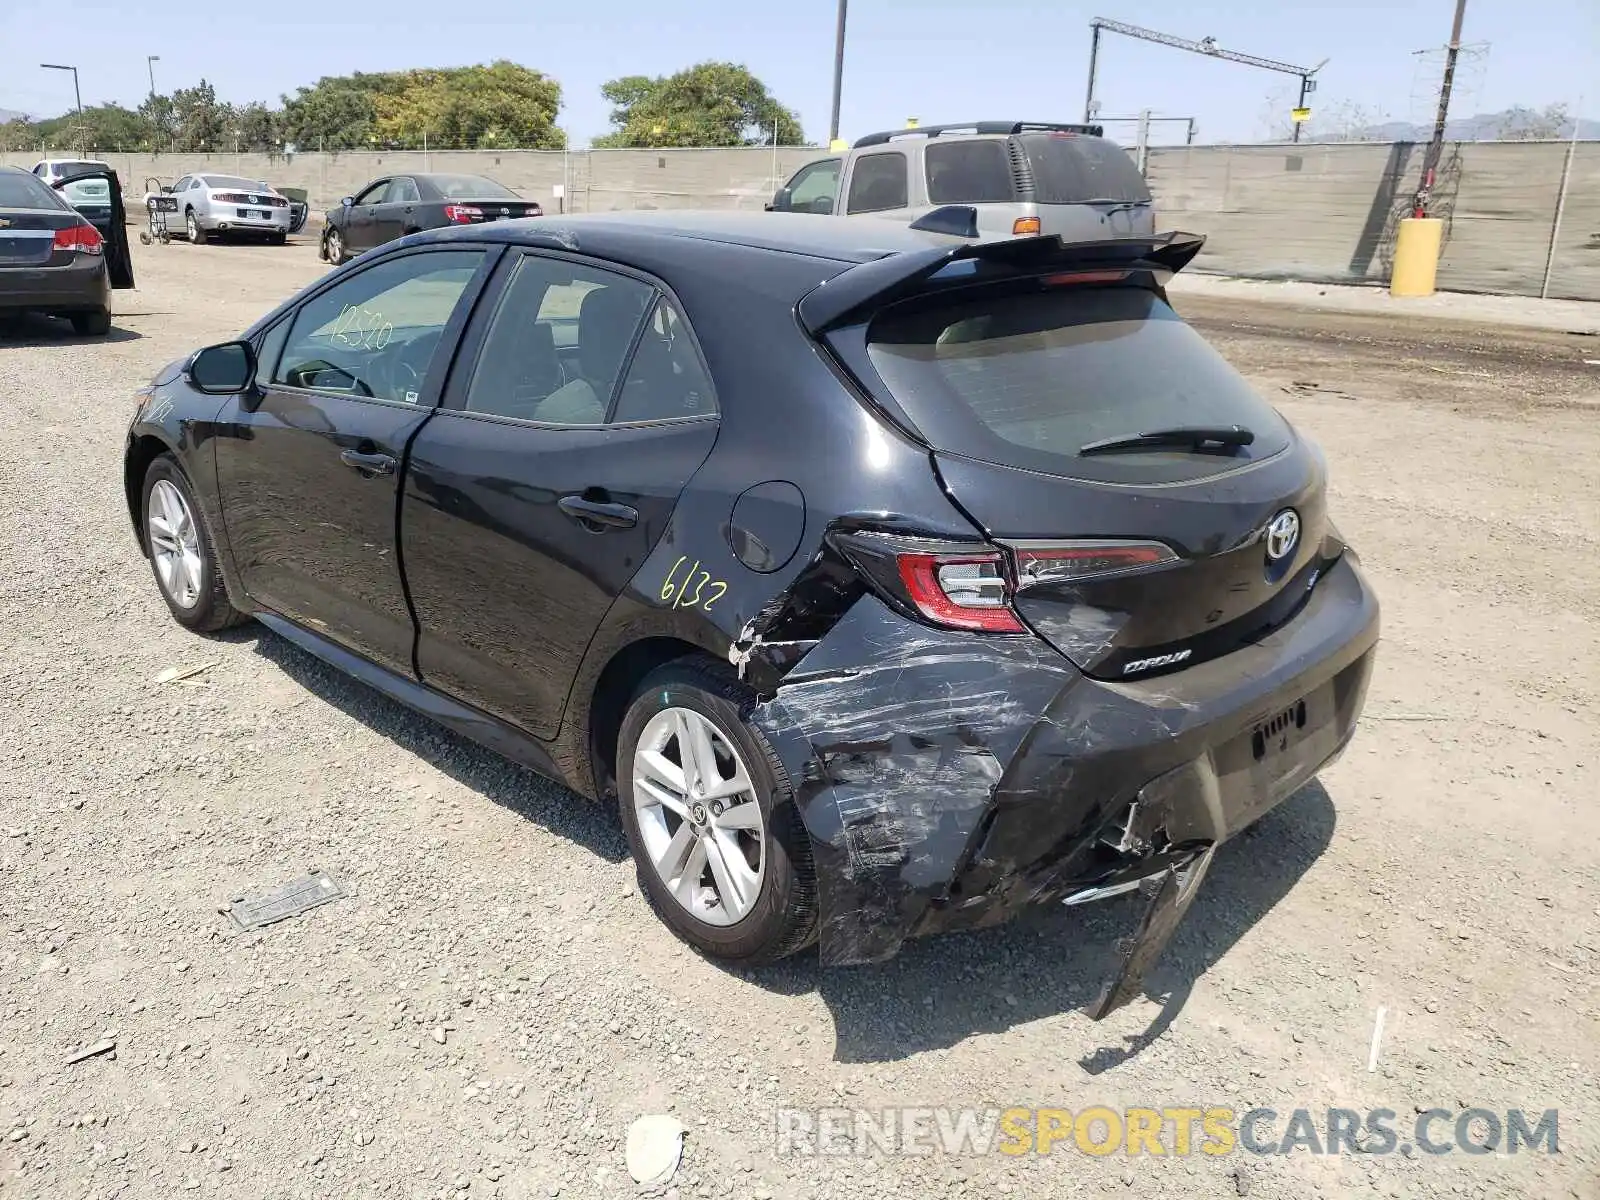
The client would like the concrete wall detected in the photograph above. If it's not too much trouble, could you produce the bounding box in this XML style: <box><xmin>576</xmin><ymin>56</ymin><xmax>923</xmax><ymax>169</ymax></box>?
<box><xmin>1146</xmin><ymin>139</ymin><xmax>1599</xmax><ymax>302</ymax></box>
<box><xmin>6</xmin><ymin>140</ymin><xmax>1596</xmax><ymax>301</ymax></box>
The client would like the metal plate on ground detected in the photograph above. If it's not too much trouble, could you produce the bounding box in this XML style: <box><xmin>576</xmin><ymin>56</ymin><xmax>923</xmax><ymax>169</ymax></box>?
<box><xmin>227</xmin><ymin>871</ymin><xmax>345</xmax><ymax>931</ymax></box>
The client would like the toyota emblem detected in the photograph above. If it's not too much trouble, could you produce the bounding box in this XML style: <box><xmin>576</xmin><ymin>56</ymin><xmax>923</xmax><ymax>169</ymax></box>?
<box><xmin>1265</xmin><ymin>510</ymin><xmax>1301</xmax><ymax>562</ymax></box>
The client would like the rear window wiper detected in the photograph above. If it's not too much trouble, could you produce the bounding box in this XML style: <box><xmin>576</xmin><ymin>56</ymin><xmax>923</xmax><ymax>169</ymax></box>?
<box><xmin>1079</xmin><ymin>425</ymin><xmax>1255</xmax><ymax>456</ymax></box>
<box><xmin>1081</xmin><ymin>198</ymin><xmax>1152</xmax><ymax>212</ymax></box>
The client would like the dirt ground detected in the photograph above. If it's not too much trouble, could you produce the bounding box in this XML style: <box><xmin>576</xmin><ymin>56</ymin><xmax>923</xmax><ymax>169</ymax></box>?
<box><xmin>1</xmin><ymin>235</ymin><xmax>1596</xmax><ymax>1200</ymax></box>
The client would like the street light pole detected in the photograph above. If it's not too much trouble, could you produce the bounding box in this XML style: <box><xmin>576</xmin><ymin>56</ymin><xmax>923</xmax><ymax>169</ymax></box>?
<box><xmin>827</xmin><ymin>0</ymin><xmax>848</xmax><ymax>147</ymax></box>
<box><xmin>147</xmin><ymin>55</ymin><xmax>160</xmax><ymax>98</ymax></box>
<box><xmin>40</xmin><ymin>63</ymin><xmax>83</xmax><ymax>153</ymax></box>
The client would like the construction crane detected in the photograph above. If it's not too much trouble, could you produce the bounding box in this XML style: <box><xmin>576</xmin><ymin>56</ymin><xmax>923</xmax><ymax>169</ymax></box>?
<box><xmin>1084</xmin><ymin>18</ymin><xmax>1328</xmax><ymax>144</ymax></box>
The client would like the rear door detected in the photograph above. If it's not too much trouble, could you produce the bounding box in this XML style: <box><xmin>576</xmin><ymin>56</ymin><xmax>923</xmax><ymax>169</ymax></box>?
<box><xmin>858</xmin><ymin>281</ymin><xmax>1330</xmax><ymax>680</ymax></box>
<box><xmin>402</xmin><ymin>249</ymin><xmax>720</xmax><ymax>739</ymax></box>
<box><xmin>213</xmin><ymin>245</ymin><xmax>495</xmax><ymax>674</ymax></box>
<box><xmin>1016</xmin><ymin>132</ymin><xmax>1154</xmax><ymax>237</ymax></box>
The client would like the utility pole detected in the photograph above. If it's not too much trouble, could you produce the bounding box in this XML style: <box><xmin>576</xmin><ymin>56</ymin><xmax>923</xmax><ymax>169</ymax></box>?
<box><xmin>146</xmin><ymin>55</ymin><xmax>160</xmax><ymax>98</ymax></box>
<box><xmin>1414</xmin><ymin>0</ymin><xmax>1469</xmax><ymax>217</ymax></box>
<box><xmin>827</xmin><ymin>0</ymin><xmax>848</xmax><ymax>146</ymax></box>
<box><xmin>1083</xmin><ymin>22</ymin><xmax>1102</xmax><ymax>122</ymax></box>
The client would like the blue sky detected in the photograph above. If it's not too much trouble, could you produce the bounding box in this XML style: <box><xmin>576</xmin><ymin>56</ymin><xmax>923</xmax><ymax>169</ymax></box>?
<box><xmin>2</xmin><ymin>0</ymin><xmax>1594</xmax><ymax>145</ymax></box>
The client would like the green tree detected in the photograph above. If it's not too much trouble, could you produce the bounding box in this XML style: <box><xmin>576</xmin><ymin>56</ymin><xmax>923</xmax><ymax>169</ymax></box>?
<box><xmin>281</xmin><ymin>62</ymin><xmax>562</xmax><ymax>150</ymax></box>
<box><xmin>139</xmin><ymin>93</ymin><xmax>177</xmax><ymax>151</ymax></box>
<box><xmin>233</xmin><ymin>102</ymin><xmax>282</xmax><ymax>152</ymax></box>
<box><xmin>593</xmin><ymin>62</ymin><xmax>803</xmax><ymax>148</ymax></box>
<box><xmin>20</xmin><ymin>104</ymin><xmax>151</xmax><ymax>152</ymax></box>
<box><xmin>171</xmin><ymin>80</ymin><xmax>232</xmax><ymax>152</ymax></box>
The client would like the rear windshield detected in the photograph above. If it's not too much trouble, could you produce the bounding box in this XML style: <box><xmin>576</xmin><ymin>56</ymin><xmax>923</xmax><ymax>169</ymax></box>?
<box><xmin>201</xmin><ymin>176</ymin><xmax>272</xmax><ymax>190</ymax></box>
<box><xmin>1020</xmin><ymin>134</ymin><xmax>1150</xmax><ymax>205</ymax></box>
<box><xmin>0</xmin><ymin>173</ymin><xmax>66</xmax><ymax>209</ymax></box>
<box><xmin>926</xmin><ymin>140</ymin><xmax>1015</xmax><ymax>204</ymax></box>
<box><xmin>51</xmin><ymin>161</ymin><xmax>108</xmax><ymax>177</ymax></box>
<box><xmin>865</xmin><ymin>286</ymin><xmax>1292</xmax><ymax>484</ymax></box>
<box><xmin>429</xmin><ymin>174</ymin><xmax>517</xmax><ymax>200</ymax></box>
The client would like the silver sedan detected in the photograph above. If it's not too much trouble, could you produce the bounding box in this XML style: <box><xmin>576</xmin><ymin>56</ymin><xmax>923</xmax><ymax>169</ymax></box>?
<box><xmin>167</xmin><ymin>172</ymin><xmax>291</xmax><ymax>244</ymax></box>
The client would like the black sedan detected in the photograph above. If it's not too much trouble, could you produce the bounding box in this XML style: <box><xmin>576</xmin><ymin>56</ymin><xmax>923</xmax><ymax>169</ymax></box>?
<box><xmin>321</xmin><ymin>172</ymin><xmax>542</xmax><ymax>265</ymax></box>
<box><xmin>1</xmin><ymin>165</ymin><xmax>133</xmax><ymax>336</ymax></box>
<box><xmin>123</xmin><ymin>210</ymin><xmax>1378</xmax><ymax>1016</ymax></box>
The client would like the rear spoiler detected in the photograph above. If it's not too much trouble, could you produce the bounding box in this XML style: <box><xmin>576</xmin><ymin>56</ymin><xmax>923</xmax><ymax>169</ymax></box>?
<box><xmin>797</xmin><ymin>220</ymin><xmax>1206</xmax><ymax>334</ymax></box>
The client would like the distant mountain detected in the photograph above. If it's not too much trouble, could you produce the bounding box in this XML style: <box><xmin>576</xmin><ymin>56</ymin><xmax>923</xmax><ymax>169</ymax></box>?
<box><xmin>1360</xmin><ymin>109</ymin><xmax>1599</xmax><ymax>142</ymax></box>
<box><xmin>0</xmin><ymin>108</ymin><xmax>28</xmax><ymax>124</ymax></box>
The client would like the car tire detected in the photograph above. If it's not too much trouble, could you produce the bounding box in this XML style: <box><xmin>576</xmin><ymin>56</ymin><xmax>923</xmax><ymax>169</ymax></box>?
<box><xmin>325</xmin><ymin>227</ymin><xmax>347</xmax><ymax>265</ymax></box>
<box><xmin>617</xmin><ymin>658</ymin><xmax>818</xmax><ymax>965</ymax></box>
<box><xmin>70</xmin><ymin>308</ymin><xmax>112</xmax><ymax>337</ymax></box>
<box><xmin>186</xmin><ymin>209</ymin><xmax>207</xmax><ymax>245</ymax></box>
<box><xmin>141</xmin><ymin>454</ymin><xmax>246</xmax><ymax>633</ymax></box>
<box><xmin>269</xmin><ymin>232</ymin><xmax>287</xmax><ymax>246</ymax></box>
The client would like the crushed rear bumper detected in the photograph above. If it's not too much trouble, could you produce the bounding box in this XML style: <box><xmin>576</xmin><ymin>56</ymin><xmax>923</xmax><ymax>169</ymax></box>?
<box><xmin>748</xmin><ymin>553</ymin><xmax>1378</xmax><ymax>1016</ymax></box>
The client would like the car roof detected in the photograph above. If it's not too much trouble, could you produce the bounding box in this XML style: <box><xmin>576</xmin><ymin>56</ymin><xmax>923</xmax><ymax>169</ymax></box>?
<box><xmin>435</xmin><ymin>209</ymin><xmax>965</xmax><ymax>265</ymax></box>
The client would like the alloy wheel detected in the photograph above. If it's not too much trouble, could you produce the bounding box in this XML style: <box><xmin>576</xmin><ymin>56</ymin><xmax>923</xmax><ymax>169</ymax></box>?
<box><xmin>632</xmin><ymin>707</ymin><xmax>766</xmax><ymax>927</ymax></box>
<box><xmin>147</xmin><ymin>479</ymin><xmax>203</xmax><ymax>609</ymax></box>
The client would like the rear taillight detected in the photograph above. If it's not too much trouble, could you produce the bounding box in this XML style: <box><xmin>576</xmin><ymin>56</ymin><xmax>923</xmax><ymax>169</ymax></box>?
<box><xmin>836</xmin><ymin>531</ymin><xmax>1180</xmax><ymax>637</ymax></box>
<box><xmin>895</xmin><ymin>551</ymin><xmax>1024</xmax><ymax>633</ymax></box>
<box><xmin>443</xmin><ymin>205</ymin><xmax>483</xmax><ymax>223</ymax></box>
<box><xmin>1008</xmin><ymin>540</ymin><xmax>1178</xmax><ymax>588</ymax></box>
<box><xmin>53</xmin><ymin>224</ymin><xmax>103</xmax><ymax>255</ymax></box>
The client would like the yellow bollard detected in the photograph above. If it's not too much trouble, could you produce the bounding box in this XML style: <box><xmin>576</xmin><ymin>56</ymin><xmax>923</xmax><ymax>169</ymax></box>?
<box><xmin>1390</xmin><ymin>217</ymin><xmax>1444</xmax><ymax>297</ymax></box>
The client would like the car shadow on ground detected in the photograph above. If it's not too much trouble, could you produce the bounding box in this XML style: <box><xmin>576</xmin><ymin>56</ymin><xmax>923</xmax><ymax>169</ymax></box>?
<box><xmin>248</xmin><ymin>626</ymin><xmax>629</xmax><ymax>865</ymax></box>
<box><xmin>244</xmin><ymin>620</ymin><xmax>1334</xmax><ymax>1071</ymax></box>
<box><xmin>0</xmin><ymin>314</ymin><xmax>142</xmax><ymax>344</ymax></box>
<box><xmin>747</xmin><ymin>782</ymin><xmax>1337</xmax><ymax>1071</ymax></box>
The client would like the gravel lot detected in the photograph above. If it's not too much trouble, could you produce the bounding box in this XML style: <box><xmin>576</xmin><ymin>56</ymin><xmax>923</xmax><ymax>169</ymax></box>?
<box><xmin>2</xmin><ymin>235</ymin><xmax>1597</xmax><ymax>1200</ymax></box>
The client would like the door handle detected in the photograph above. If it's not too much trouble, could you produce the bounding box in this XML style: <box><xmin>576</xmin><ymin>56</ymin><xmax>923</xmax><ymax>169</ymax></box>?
<box><xmin>339</xmin><ymin>449</ymin><xmax>396</xmax><ymax>476</ymax></box>
<box><xmin>558</xmin><ymin>495</ymin><xmax>638</xmax><ymax>530</ymax></box>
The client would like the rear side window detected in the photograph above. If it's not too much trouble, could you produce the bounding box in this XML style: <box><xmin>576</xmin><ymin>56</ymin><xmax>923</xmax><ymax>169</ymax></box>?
<box><xmin>846</xmin><ymin>153</ymin><xmax>908</xmax><ymax>213</ymax></box>
<box><xmin>464</xmin><ymin>255</ymin><xmax>654</xmax><ymax>424</ymax></box>
<box><xmin>0</xmin><ymin>172</ymin><xmax>65</xmax><ymax>209</ymax></box>
<box><xmin>925</xmin><ymin>141</ymin><xmax>1014</xmax><ymax>204</ymax></box>
<box><xmin>1019</xmin><ymin>134</ymin><xmax>1150</xmax><ymax>204</ymax></box>
<box><xmin>865</xmin><ymin>286</ymin><xmax>1291</xmax><ymax>484</ymax></box>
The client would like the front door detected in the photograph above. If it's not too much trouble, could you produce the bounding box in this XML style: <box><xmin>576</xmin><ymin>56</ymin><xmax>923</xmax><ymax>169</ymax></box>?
<box><xmin>402</xmin><ymin>250</ymin><xmax>720</xmax><ymax>738</ymax></box>
<box><xmin>214</xmin><ymin>245</ymin><xmax>495</xmax><ymax>674</ymax></box>
<box><xmin>345</xmin><ymin>179</ymin><xmax>389</xmax><ymax>252</ymax></box>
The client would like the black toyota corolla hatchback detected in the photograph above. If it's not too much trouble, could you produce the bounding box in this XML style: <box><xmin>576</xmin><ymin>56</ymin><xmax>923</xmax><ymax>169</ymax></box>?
<box><xmin>124</xmin><ymin>209</ymin><xmax>1378</xmax><ymax>1016</ymax></box>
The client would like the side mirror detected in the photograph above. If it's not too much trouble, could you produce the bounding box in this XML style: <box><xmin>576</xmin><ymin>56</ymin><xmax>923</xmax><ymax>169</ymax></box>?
<box><xmin>768</xmin><ymin>188</ymin><xmax>792</xmax><ymax>213</ymax></box>
<box><xmin>341</xmin><ymin>195</ymin><xmax>354</xmax><ymax>207</ymax></box>
<box><xmin>188</xmin><ymin>341</ymin><xmax>256</xmax><ymax>394</ymax></box>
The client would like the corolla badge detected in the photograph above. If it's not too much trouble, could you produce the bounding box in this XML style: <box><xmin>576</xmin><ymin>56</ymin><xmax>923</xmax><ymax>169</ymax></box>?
<box><xmin>1265</xmin><ymin>509</ymin><xmax>1301</xmax><ymax>562</ymax></box>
